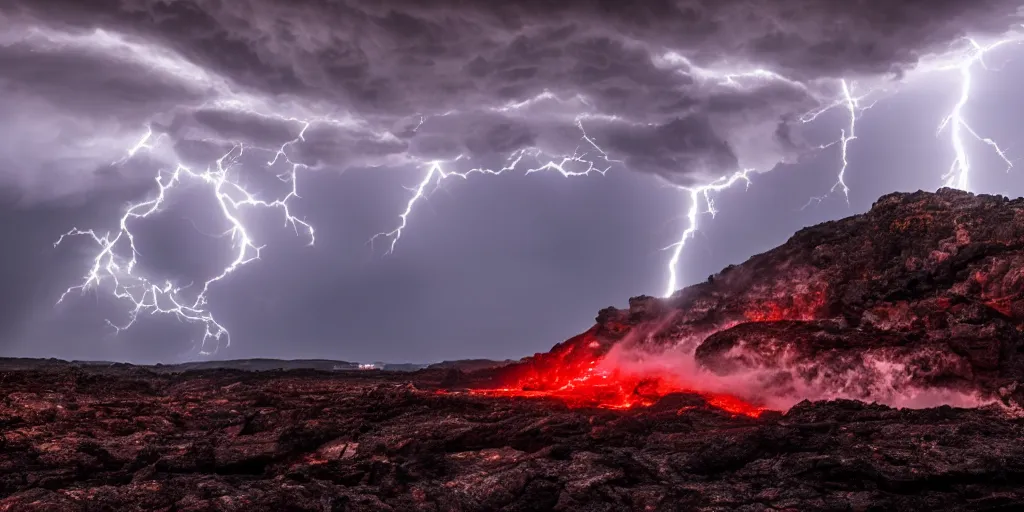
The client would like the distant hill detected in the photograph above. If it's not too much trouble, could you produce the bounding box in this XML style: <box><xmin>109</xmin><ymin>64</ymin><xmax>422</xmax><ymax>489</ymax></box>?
<box><xmin>0</xmin><ymin>357</ymin><xmax>360</xmax><ymax>373</ymax></box>
<box><xmin>0</xmin><ymin>357</ymin><xmax>516</xmax><ymax>374</ymax></box>
<box><xmin>154</xmin><ymin>359</ymin><xmax>362</xmax><ymax>372</ymax></box>
<box><xmin>427</xmin><ymin>359</ymin><xmax>517</xmax><ymax>372</ymax></box>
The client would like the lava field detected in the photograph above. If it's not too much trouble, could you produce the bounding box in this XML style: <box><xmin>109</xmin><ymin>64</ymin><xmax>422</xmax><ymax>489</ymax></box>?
<box><xmin>1</xmin><ymin>366</ymin><xmax>1023</xmax><ymax>511</ymax></box>
<box><xmin>4</xmin><ymin>189</ymin><xmax>1024</xmax><ymax>511</ymax></box>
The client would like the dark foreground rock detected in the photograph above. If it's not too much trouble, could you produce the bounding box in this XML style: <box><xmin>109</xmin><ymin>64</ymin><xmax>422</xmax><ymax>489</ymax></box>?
<box><xmin>1</xmin><ymin>366</ymin><xmax>1023</xmax><ymax>511</ymax></box>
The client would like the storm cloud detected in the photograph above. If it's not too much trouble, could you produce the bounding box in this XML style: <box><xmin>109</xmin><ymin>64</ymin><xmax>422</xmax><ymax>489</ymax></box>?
<box><xmin>2</xmin><ymin>0</ymin><xmax>1024</xmax><ymax>360</ymax></box>
<box><xmin>2</xmin><ymin>0</ymin><xmax>1021</xmax><ymax>204</ymax></box>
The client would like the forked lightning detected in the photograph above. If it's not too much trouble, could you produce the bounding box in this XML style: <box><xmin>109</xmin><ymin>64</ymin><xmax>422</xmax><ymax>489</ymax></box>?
<box><xmin>371</xmin><ymin>118</ymin><xmax>620</xmax><ymax>254</ymax></box>
<box><xmin>56</xmin><ymin>28</ymin><xmax>1024</xmax><ymax>348</ymax></box>
<box><xmin>931</xmin><ymin>34</ymin><xmax>1022</xmax><ymax>191</ymax></box>
<box><xmin>661</xmin><ymin>169</ymin><xmax>753</xmax><ymax>298</ymax></box>
<box><xmin>56</xmin><ymin>118</ymin><xmax>316</xmax><ymax>355</ymax></box>
<box><xmin>660</xmin><ymin>29</ymin><xmax>1023</xmax><ymax>297</ymax></box>
<box><xmin>800</xmin><ymin>79</ymin><xmax>878</xmax><ymax>209</ymax></box>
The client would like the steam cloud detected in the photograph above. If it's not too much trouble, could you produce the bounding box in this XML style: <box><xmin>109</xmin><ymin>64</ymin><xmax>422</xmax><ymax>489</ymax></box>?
<box><xmin>601</xmin><ymin>319</ymin><xmax>998</xmax><ymax>411</ymax></box>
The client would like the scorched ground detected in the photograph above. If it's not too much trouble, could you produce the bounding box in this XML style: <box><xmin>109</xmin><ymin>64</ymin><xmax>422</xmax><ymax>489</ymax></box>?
<box><xmin>5</xmin><ymin>189</ymin><xmax>1024</xmax><ymax>510</ymax></box>
<box><xmin>1</xmin><ymin>365</ymin><xmax>1023</xmax><ymax>511</ymax></box>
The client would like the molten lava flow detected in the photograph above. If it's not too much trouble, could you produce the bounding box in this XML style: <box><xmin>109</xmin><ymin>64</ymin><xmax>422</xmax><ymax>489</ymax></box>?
<box><xmin>471</xmin><ymin>359</ymin><xmax>767</xmax><ymax>417</ymax></box>
<box><xmin>471</xmin><ymin>332</ymin><xmax>768</xmax><ymax>418</ymax></box>
<box><xmin>703</xmin><ymin>394</ymin><xmax>767</xmax><ymax>417</ymax></box>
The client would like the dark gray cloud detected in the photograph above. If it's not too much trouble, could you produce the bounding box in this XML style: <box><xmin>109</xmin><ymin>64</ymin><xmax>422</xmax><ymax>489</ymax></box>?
<box><xmin>2</xmin><ymin>0</ymin><xmax>1021</xmax><ymax>203</ymax></box>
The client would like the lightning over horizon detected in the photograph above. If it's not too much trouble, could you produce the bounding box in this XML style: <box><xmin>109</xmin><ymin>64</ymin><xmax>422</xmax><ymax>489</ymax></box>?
<box><xmin>655</xmin><ymin>75</ymin><xmax>878</xmax><ymax>298</ymax></box>
<box><xmin>54</xmin><ymin>30</ymin><xmax>1024</xmax><ymax>348</ymax></box>
<box><xmin>4</xmin><ymin>0</ymin><xmax>1024</xmax><ymax>361</ymax></box>
<box><xmin>931</xmin><ymin>34</ymin><xmax>1023</xmax><ymax>191</ymax></box>
<box><xmin>661</xmin><ymin>169</ymin><xmax>753</xmax><ymax>298</ymax></box>
<box><xmin>371</xmin><ymin>63</ymin><xmax>886</xmax><ymax>299</ymax></box>
<box><xmin>54</xmin><ymin>116</ymin><xmax>317</xmax><ymax>355</ymax></box>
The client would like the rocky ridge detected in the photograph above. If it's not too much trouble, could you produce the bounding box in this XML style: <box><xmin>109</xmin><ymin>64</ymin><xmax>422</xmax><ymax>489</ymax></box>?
<box><xmin>497</xmin><ymin>189</ymin><xmax>1024</xmax><ymax>407</ymax></box>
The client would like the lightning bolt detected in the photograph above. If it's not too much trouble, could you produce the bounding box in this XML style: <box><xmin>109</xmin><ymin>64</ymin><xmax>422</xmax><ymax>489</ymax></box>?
<box><xmin>54</xmin><ymin>26</ymin><xmax>1024</xmax><ymax>351</ymax></box>
<box><xmin>799</xmin><ymin>80</ymin><xmax>879</xmax><ymax>208</ymax></box>
<box><xmin>372</xmin><ymin>117</ymin><xmax>619</xmax><ymax>254</ymax></box>
<box><xmin>111</xmin><ymin>124</ymin><xmax>162</xmax><ymax>166</ymax></box>
<box><xmin>661</xmin><ymin>169</ymin><xmax>753</xmax><ymax>298</ymax></box>
<box><xmin>660</xmin><ymin>75</ymin><xmax>866</xmax><ymax>296</ymax></box>
<box><xmin>649</xmin><ymin>54</ymin><xmax>880</xmax><ymax>296</ymax></box>
<box><xmin>658</xmin><ymin>30</ymin><xmax>1024</xmax><ymax>298</ymax></box>
<box><xmin>371</xmin><ymin>67</ymin><xmax>864</xmax><ymax>299</ymax></box>
<box><xmin>933</xmin><ymin>35</ymin><xmax>1021</xmax><ymax>191</ymax></box>
<box><xmin>797</xmin><ymin>32</ymin><xmax>1021</xmax><ymax>207</ymax></box>
<box><xmin>55</xmin><ymin>117</ymin><xmax>316</xmax><ymax>355</ymax></box>
<box><xmin>653</xmin><ymin>64</ymin><xmax>866</xmax><ymax>295</ymax></box>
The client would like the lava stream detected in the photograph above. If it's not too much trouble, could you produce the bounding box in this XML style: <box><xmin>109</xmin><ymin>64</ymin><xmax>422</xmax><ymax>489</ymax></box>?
<box><xmin>470</xmin><ymin>356</ymin><xmax>768</xmax><ymax>418</ymax></box>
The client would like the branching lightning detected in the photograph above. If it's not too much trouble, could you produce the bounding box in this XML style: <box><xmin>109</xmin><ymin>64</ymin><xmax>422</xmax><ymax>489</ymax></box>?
<box><xmin>663</xmin><ymin>30</ymin><xmax>1019</xmax><ymax>297</ymax></box>
<box><xmin>653</xmin><ymin>59</ymin><xmax>874</xmax><ymax>297</ymax></box>
<box><xmin>932</xmin><ymin>35</ymin><xmax>1022</xmax><ymax>191</ymax></box>
<box><xmin>371</xmin><ymin>117</ymin><xmax>620</xmax><ymax>254</ymax></box>
<box><xmin>370</xmin><ymin>60</ymin><xmax>873</xmax><ymax>299</ymax></box>
<box><xmin>799</xmin><ymin>80</ymin><xmax>878</xmax><ymax>208</ymax></box>
<box><xmin>661</xmin><ymin>169</ymin><xmax>753</xmax><ymax>298</ymax></box>
<box><xmin>52</xmin><ymin>23</ymin><xmax>1024</xmax><ymax>351</ymax></box>
<box><xmin>55</xmin><ymin>117</ymin><xmax>317</xmax><ymax>355</ymax></box>
<box><xmin>373</xmin><ymin>59</ymin><xmax>883</xmax><ymax>299</ymax></box>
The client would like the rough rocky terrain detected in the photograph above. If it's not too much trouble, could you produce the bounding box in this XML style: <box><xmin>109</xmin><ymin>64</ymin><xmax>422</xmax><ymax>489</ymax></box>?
<box><xmin>500</xmin><ymin>189</ymin><xmax>1024</xmax><ymax>408</ymax></box>
<box><xmin>5</xmin><ymin>188</ymin><xmax>1024</xmax><ymax>510</ymax></box>
<box><xmin>1</xmin><ymin>366</ymin><xmax>1023</xmax><ymax>511</ymax></box>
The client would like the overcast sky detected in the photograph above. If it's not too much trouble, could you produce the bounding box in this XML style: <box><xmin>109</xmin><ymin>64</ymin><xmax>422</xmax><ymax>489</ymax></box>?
<box><xmin>2</xmin><ymin>0</ymin><xmax>1024</xmax><ymax>363</ymax></box>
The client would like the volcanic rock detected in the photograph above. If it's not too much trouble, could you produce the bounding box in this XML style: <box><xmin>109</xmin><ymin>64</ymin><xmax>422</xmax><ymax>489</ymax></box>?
<box><xmin>1</xmin><ymin>365</ymin><xmax>1023</xmax><ymax>511</ymax></box>
<box><xmin>500</xmin><ymin>189</ymin><xmax>1024</xmax><ymax>407</ymax></box>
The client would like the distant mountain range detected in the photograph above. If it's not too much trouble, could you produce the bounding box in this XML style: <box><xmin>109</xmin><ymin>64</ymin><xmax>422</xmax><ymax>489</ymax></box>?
<box><xmin>0</xmin><ymin>357</ymin><xmax>516</xmax><ymax>373</ymax></box>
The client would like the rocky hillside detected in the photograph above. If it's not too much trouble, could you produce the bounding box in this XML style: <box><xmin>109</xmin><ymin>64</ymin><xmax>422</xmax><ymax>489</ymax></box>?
<box><xmin>492</xmin><ymin>189</ymin><xmax>1024</xmax><ymax>407</ymax></box>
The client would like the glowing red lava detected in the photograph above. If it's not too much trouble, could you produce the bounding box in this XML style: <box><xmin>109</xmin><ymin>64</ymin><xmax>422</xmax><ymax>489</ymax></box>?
<box><xmin>744</xmin><ymin>290</ymin><xmax>827</xmax><ymax>322</ymax></box>
<box><xmin>470</xmin><ymin>336</ymin><xmax>768</xmax><ymax>418</ymax></box>
<box><xmin>470</xmin><ymin>369</ymin><xmax>766</xmax><ymax>417</ymax></box>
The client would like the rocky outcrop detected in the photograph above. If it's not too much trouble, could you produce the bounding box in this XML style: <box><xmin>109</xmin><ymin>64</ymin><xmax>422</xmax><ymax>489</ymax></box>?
<box><xmin>499</xmin><ymin>189</ymin><xmax>1024</xmax><ymax>405</ymax></box>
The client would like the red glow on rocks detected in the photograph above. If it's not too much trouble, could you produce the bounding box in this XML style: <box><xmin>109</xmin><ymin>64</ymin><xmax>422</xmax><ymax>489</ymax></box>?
<box><xmin>471</xmin><ymin>363</ymin><xmax>766</xmax><ymax>417</ymax></box>
<box><xmin>471</xmin><ymin>333</ymin><xmax>767</xmax><ymax>418</ymax></box>
<box><xmin>986</xmin><ymin>297</ymin><xmax>1013</xmax><ymax>317</ymax></box>
<box><xmin>744</xmin><ymin>290</ymin><xmax>827</xmax><ymax>322</ymax></box>
<box><xmin>703</xmin><ymin>394</ymin><xmax>767</xmax><ymax>417</ymax></box>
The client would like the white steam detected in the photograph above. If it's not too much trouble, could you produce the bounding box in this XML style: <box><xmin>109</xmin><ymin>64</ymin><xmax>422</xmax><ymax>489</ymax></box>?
<box><xmin>600</xmin><ymin>322</ymin><xmax>999</xmax><ymax>411</ymax></box>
